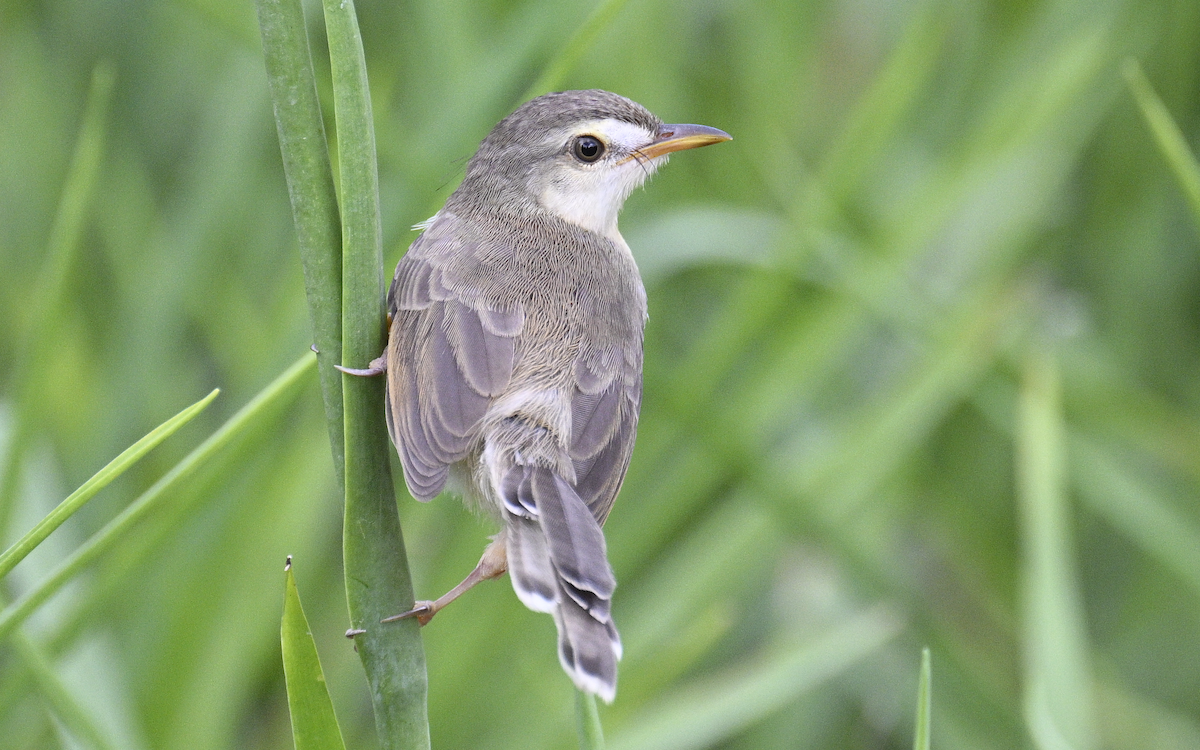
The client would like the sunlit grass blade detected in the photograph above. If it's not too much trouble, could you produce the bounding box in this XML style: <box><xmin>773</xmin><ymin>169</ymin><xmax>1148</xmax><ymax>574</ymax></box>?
<box><xmin>255</xmin><ymin>0</ymin><xmax>345</xmax><ymax>486</ymax></box>
<box><xmin>0</xmin><ymin>62</ymin><xmax>114</xmax><ymax>540</ymax></box>
<box><xmin>0</xmin><ymin>389</ymin><xmax>218</xmax><ymax>581</ymax></box>
<box><xmin>0</xmin><ymin>353</ymin><xmax>315</xmax><ymax>643</ymax></box>
<box><xmin>282</xmin><ymin>557</ymin><xmax>348</xmax><ymax>750</ymax></box>
<box><xmin>1017</xmin><ymin>351</ymin><xmax>1096</xmax><ymax>750</ymax></box>
<box><xmin>575</xmin><ymin>689</ymin><xmax>605</xmax><ymax>750</ymax></box>
<box><xmin>1122</xmin><ymin>58</ymin><xmax>1200</xmax><ymax>230</ymax></box>
<box><xmin>322</xmin><ymin>0</ymin><xmax>429</xmax><ymax>744</ymax></box>
<box><xmin>608</xmin><ymin>606</ymin><xmax>902</xmax><ymax>750</ymax></box>
<box><xmin>913</xmin><ymin>648</ymin><xmax>932</xmax><ymax>750</ymax></box>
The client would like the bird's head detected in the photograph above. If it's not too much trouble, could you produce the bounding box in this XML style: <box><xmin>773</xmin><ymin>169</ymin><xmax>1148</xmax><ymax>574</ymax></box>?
<box><xmin>452</xmin><ymin>90</ymin><xmax>731</xmax><ymax>239</ymax></box>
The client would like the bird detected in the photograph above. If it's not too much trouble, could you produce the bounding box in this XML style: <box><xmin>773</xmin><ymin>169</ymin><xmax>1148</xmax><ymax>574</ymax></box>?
<box><xmin>361</xmin><ymin>90</ymin><xmax>729</xmax><ymax>702</ymax></box>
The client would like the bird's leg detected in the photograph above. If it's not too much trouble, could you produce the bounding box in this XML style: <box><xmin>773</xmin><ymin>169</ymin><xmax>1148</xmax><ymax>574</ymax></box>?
<box><xmin>382</xmin><ymin>537</ymin><xmax>508</xmax><ymax>626</ymax></box>
<box><xmin>336</xmin><ymin>352</ymin><xmax>387</xmax><ymax>377</ymax></box>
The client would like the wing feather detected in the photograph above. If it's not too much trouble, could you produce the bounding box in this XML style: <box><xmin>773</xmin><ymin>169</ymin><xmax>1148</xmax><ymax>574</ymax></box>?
<box><xmin>384</xmin><ymin>228</ymin><xmax>523</xmax><ymax>502</ymax></box>
<box><xmin>446</xmin><ymin>300</ymin><xmax>515</xmax><ymax>397</ymax></box>
<box><xmin>569</xmin><ymin>351</ymin><xmax>641</xmax><ymax>524</ymax></box>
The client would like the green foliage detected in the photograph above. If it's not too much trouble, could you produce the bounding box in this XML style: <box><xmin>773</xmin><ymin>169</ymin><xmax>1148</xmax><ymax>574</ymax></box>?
<box><xmin>1018</xmin><ymin>353</ymin><xmax>1095</xmax><ymax>750</ymax></box>
<box><xmin>576</xmin><ymin>690</ymin><xmax>605</xmax><ymax>750</ymax></box>
<box><xmin>256</xmin><ymin>0</ymin><xmax>346</xmax><ymax>485</ymax></box>
<box><xmin>914</xmin><ymin>648</ymin><xmax>931</xmax><ymax>750</ymax></box>
<box><xmin>3</xmin><ymin>0</ymin><xmax>1200</xmax><ymax>748</ymax></box>
<box><xmin>1123</xmin><ymin>59</ymin><xmax>1200</xmax><ymax>230</ymax></box>
<box><xmin>0</xmin><ymin>388</ymin><xmax>217</xmax><ymax>580</ymax></box>
<box><xmin>282</xmin><ymin>560</ymin><xmax>347</xmax><ymax>750</ymax></box>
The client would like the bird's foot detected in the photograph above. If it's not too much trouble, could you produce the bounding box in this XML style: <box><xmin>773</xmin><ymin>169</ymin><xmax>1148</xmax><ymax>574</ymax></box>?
<box><xmin>382</xmin><ymin>601</ymin><xmax>437</xmax><ymax>627</ymax></box>
<box><xmin>336</xmin><ymin>353</ymin><xmax>387</xmax><ymax>377</ymax></box>
<box><xmin>380</xmin><ymin>543</ymin><xmax>508</xmax><ymax>628</ymax></box>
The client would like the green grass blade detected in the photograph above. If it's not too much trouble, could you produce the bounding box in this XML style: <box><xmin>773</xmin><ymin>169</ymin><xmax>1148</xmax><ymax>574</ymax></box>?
<box><xmin>1095</xmin><ymin>674</ymin><xmax>1200</xmax><ymax>750</ymax></box>
<box><xmin>282</xmin><ymin>558</ymin><xmax>348</xmax><ymax>750</ymax></box>
<box><xmin>608</xmin><ymin>607</ymin><xmax>902</xmax><ymax>750</ymax></box>
<box><xmin>322</xmin><ymin>0</ymin><xmax>429</xmax><ymax>745</ymax></box>
<box><xmin>913</xmin><ymin>648</ymin><xmax>932</xmax><ymax>750</ymax></box>
<box><xmin>1017</xmin><ymin>352</ymin><xmax>1096</xmax><ymax>750</ymax></box>
<box><xmin>522</xmin><ymin>0</ymin><xmax>635</xmax><ymax>100</ymax></box>
<box><xmin>819</xmin><ymin>0</ymin><xmax>947</xmax><ymax>200</ymax></box>
<box><xmin>575</xmin><ymin>689</ymin><xmax>605</xmax><ymax>750</ymax></box>
<box><xmin>1122</xmin><ymin>59</ymin><xmax>1200</xmax><ymax>231</ymax></box>
<box><xmin>14</xmin><ymin>631</ymin><xmax>119</xmax><ymax>750</ymax></box>
<box><xmin>1072</xmin><ymin>439</ymin><xmax>1200</xmax><ymax>597</ymax></box>
<box><xmin>0</xmin><ymin>354</ymin><xmax>315</xmax><ymax>644</ymax></box>
<box><xmin>255</xmin><ymin>0</ymin><xmax>345</xmax><ymax>486</ymax></box>
<box><xmin>0</xmin><ymin>62</ymin><xmax>114</xmax><ymax>540</ymax></box>
<box><xmin>0</xmin><ymin>389</ymin><xmax>218</xmax><ymax>580</ymax></box>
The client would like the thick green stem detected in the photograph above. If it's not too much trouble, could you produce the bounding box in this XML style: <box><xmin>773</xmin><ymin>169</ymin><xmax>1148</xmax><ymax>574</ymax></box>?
<box><xmin>321</xmin><ymin>0</ymin><xmax>430</xmax><ymax>745</ymax></box>
<box><xmin>575</xmin><ymin>690</ymin><xmax>606</xmax><ymax>750</ymax></box>
<box><xmin>256</xmin><ymin>0</ymin><xmax>345</xmax><ymax>486</ymax></box>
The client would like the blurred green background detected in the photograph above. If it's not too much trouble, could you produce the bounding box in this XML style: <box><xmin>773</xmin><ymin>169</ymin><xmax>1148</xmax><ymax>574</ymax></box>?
<box><xmin>3</xmin><ymin>0</ymin><xmax>1200</xmax><ymax>747</ymax></box>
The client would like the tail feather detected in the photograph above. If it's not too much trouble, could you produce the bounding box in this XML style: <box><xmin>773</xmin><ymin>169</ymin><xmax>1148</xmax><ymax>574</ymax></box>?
<box><xmin>506</xmin><ymin>513</ymin><xmax>557</xmax><ymax>613</ymax></box>
<box><xmin>531</xmin><ymin>468</ymin><xmax>615</xmax><ymax>600</ymax></box>
<box><xmin>553</xmin><ymin>578</ymin><xmax>620</xmax><ymax>703</ymax></box>
<box><xmin>501</xmin><ymin>463</ymin><xmax>621</xmax><ymax>701</ymax></box>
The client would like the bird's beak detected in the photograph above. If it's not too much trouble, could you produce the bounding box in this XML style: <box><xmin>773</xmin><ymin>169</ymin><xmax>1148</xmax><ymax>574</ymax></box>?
<box><xmin>627</xmin><ymin>123</ymin><xmax>732</xmax><ymax>162</ymax></box>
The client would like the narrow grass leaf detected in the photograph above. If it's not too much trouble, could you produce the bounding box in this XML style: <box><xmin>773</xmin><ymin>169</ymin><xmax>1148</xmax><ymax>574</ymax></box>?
<box><xmin>575</xmin><ymin>689</ymin><xmax>605</xmax><ymax>750</ymax></box>
<box><xmin>819</xmin><ymin>0</ymin><xmax>947</xmax><ymax>199</ymax></box>
<box><xmin>282</xmin><ymin>559</ymin><xmax>348</xmax><ymax>750</ymax></box>
<box><xmin>913</xmin><ymin>648</ymin><xmax>932</xmax><ymax>750</ymax></box>
<box><xmin>256</xmin><ymin>0</ymin><xmax>345</xmax><ymax>486</ymax></box>
<box><xmin>0</xmin><ymin>354</ymin><xmax>315</xmax><ymax>643</ymax></box>
<box><xmin>0</xmin><ymin>389</ymin><xmax>217</xmax><ymax>580</ymax></box>
<box><xmin>608</xmin><ymin>606</ymin><xmax>902</xmax><ymax>750</ymax></box>
<box><xmin>14</xmin><ymin>631</ymin><xmax>119</xmax><ymax>750</ymax></box>
<box><xmin>1017</xmin><ymin>352</ymin><xmax>1096</xmax><ymax>750</ymax></box>
<box><xmin>0</xmin><ymin>63</ymin><xmax>114</xmax><ymax>540</ymax></box>
<box><xmin>322</xmin><ymin>0</ymin><xmax>429</xmax><ymax>745</ymax></box>
<box><xmin>1072</xmin><ymin>439</ymin><xmax>1200</xmax><ymax>597</ymax></box>
<box><xmin>1122</xmin><ymin>59</ymin><xmax>1200</xmax><ymax>230</ymax></box>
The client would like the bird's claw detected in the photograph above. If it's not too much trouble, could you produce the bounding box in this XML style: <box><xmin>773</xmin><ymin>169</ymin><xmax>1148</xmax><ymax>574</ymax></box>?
<box><xmin>381</xmin><ymin>601</ymin><xmax>436</xmax><ymax>627</ymax></box>
<box><xmin>336</xmin><ymin>353</ymin><xmax>387</xmax><ymax>377</ymax></box>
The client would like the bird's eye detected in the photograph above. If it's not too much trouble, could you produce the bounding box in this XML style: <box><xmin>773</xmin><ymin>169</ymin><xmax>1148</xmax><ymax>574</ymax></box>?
<box><xmin>572</xmin><ymin>135</ymin><xmax>605</xmax><ymax>163</ymax></box>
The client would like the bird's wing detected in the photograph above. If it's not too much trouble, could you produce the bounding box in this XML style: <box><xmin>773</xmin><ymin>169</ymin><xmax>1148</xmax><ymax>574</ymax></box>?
<box><xmin>384</xmin><ymin>226</ymin><xmax>524</xmax><ymax>501</ymax></box>
<box><xmin>568</xmin><ymin>338</ymin><xmax>643</xmax><ymax>525</ymax></box>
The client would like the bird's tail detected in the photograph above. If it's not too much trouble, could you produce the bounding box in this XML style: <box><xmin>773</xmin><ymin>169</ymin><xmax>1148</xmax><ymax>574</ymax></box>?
<box><xmin>502</xmin><ymin>464</ymin><xmax>621</xmax><ymax>702</ymax></box>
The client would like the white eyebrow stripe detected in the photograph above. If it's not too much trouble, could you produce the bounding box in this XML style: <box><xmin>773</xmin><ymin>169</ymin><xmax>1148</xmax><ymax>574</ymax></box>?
<box><xmin>569</xmin><ymin>119</ymin><xmax>656</xmax><ymax>153</ymax></box>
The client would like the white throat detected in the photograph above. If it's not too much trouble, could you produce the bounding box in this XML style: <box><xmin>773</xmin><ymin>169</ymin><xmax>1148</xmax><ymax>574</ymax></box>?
<box><xmin>537</xmin><ymin>119</ymin><xmax>663</xmax><ymax>240</ymax></box>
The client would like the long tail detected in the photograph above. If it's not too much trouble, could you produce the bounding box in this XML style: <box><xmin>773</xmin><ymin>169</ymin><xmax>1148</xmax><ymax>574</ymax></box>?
<box><xmin>501</xmin><ymin>463</ymin><xmax>621</xmax><ymax>702</ymax></box>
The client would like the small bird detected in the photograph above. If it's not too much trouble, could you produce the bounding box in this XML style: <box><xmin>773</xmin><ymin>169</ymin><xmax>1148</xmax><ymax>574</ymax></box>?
<box><xmin>371</xmin><ymin>90</ymin><xmax>729</xmax><ymax>701</ymax></box>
